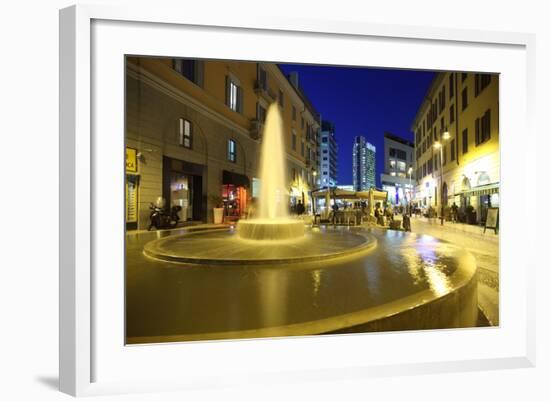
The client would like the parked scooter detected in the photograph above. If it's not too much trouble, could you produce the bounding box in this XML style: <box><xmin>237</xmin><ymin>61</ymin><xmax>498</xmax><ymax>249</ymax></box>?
<box><xmin>148</xmin><ymin>203</ymin><xmax>181</xmax><ymax>230</ymax></box>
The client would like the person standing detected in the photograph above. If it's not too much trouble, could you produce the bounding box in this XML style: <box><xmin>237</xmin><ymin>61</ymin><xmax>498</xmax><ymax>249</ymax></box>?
<box><xmin>451</xmin><ymin>202</ymin><xmax>458</xmax><ymax>223</ymax></box>
<box><xmin>296</xmin><ymin>200</ymin><xmax>305</xmax><ymax>216</ymax></box>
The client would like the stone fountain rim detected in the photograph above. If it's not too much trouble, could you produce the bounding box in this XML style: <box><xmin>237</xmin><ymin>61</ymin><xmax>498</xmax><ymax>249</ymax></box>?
<box><xmin>128</xmin><ymin>247</ymin><xmax>478</xmax><ymax>344</ymax></box>
<box><xmin>143</xmin><ymin>227</ymin><xmax>377</xmax><ymax>266</ymax></box>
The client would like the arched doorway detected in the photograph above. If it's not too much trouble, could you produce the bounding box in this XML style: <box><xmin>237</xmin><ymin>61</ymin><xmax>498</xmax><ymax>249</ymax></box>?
<box><xmin>477</xmin><ymin>172</ymin><xmax>492</xmax><ymax>223</ymax></box>
<box><xmin>460</xmin><ymin>176</ymin><xmax>472</xmax><ymax>223</ymax></box>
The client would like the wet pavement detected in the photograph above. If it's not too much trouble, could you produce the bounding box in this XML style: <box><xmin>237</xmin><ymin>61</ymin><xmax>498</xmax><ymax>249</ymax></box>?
<box><xmin>126</xmin><ymin>225</ymin><xmax>479</xmax><ymax>344</ymax></box>
<box><xmin>408</xmin><ymin>217</ymin><xmax>499</xmax><ymax>325</ymax></box>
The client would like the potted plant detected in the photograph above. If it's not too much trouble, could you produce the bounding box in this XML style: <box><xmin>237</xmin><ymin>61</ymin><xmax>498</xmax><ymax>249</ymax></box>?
<box><xmin>208</xmin><ymin>194</ymin><xmax>225</xmax><ymax>224</ymax></box>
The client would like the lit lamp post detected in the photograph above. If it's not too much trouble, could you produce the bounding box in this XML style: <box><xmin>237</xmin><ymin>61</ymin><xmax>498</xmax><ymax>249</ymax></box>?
<box><xmin>433</xmin><ymin>130</ymin><xmax>450</xmax><ymax>226</ymax></box>
<box><xmin>311</xmin><ymin>170</ymin><xmax>318</xmax><ymax>216</ymax></box>
<box><xmin>407</xmin><ymin>165</ymin><xmax>413</xmax><ymax>204</ymax></box>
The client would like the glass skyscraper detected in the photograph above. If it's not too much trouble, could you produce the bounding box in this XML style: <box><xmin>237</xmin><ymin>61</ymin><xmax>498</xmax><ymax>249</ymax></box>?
<box><xmin>352</xmin><ymin>136</ymin><xmax>376</xmax><ymax>191</ymax></box>
<box><xmin>319</xmin><ymin>121</ymin><xmax>338</xmax><ymax>188</ymax></box>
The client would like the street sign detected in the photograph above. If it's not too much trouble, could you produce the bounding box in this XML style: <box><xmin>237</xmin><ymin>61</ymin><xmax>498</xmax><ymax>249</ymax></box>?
<box><xmin>484</xmin><ymin>207</ymin><xmax>499</xmax><ymax>234</ymax></box>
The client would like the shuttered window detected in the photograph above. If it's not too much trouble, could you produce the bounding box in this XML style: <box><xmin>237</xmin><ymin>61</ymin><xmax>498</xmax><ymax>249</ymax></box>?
<box><xmin>178</xmin><ymin>118</ymin><xmax>192</xmax><ymax>149</ymax></box>
<box><xmin>226</xmin><ymin>76</ymin><xmax>243</xmax><ymax>113</ymax></box>
<box><xmin>462</xmin><ymin>129</ymin><xmax>469</xmax><ymax>154</ymax></box>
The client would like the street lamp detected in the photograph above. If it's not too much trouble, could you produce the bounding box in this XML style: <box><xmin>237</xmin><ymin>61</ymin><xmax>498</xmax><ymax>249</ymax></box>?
<box><xmin>433</xmin><ymin>130</ymin><xmax>450</xmax><ymax>225</ymax></box>
<box><xmin>311</xmin><ymin>169</ymin><xmax>318</xmax><ymax>215</ymax></box>
<box><xmin>407</xmin><ymin>165</ymin><xmax>413</xmax><ymax>204</ymax></box>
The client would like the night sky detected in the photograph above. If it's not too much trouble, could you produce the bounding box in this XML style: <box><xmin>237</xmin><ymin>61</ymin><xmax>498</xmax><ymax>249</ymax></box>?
<box><xmin>279</xmin><ymin>64</ymin><xmax>435</xmax><ymax>187</ymax></box>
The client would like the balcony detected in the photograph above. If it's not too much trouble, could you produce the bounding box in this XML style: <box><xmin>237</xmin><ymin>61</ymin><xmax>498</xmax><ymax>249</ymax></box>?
<box><xmin>254</xmin><ymin>80</ymin><xmax>277</xmax><ymax>102</ymax></box>
<box><xmin>249</xmin><ymin>119</ymin><xmax>264</xmax><ymax>140</ymax></box>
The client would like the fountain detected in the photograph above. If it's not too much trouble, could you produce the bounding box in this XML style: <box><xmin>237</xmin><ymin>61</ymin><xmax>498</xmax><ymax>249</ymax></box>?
<box><xmin>236</xmin><ymin>104</ymin><xmax>305</xmax><ymax>241</ymax></box>
<box><xmin>134</xmin><ymin>104</ymin><xmax>480</xmax><ymax>343</ymax></box>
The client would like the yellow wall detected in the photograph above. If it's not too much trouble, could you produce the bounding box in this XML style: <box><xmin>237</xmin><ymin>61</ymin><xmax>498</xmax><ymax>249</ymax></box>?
<box><xmin>126</xmin><ymin>57</ymin><xmax>320</xmax><ymax>170</ymax></box>
<box><xmin>413</xmin><ymin>71</ymin><xmax>499</xmax><ymax>205</ymax></box>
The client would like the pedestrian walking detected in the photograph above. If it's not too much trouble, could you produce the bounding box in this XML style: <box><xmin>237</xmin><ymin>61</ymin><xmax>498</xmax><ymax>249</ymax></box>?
<box><xmin>403</xmin><ymin>213</ymin><xmax>411</xmax><ymax>232</ymax></box>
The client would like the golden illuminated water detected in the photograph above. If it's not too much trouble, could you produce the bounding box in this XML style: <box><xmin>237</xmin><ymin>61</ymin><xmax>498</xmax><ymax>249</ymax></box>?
<box><xmin>257</xmin><ymin>103</ymin><xmax>288</xmax><ymax>220</ymax></box>
<box><xmin>236</xmin><ymin>104</ymin><xmax>305</xmax><ymax>240</ymax></box>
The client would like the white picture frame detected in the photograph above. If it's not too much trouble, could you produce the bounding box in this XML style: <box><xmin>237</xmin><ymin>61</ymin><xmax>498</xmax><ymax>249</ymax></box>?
<box><xmin>59</xmin><ymin>4</ymin><xmax>536</xmax><ymax>397</ymax></box>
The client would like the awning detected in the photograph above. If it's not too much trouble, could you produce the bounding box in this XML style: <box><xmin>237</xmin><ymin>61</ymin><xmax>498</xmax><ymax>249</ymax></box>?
<box><xmin>311</xmin><ymin>188</ymin><xmax>387</xmax><ymax>201</ymax></box>
<box><xmin>222</xmin><ymin>170</ymin><xmax>250</xmax><ymax>187</ymax></box>
<box><xmin>459</xmin><ymin>182</ymin><xmax>499</xmax><ymax>197</ymax></box>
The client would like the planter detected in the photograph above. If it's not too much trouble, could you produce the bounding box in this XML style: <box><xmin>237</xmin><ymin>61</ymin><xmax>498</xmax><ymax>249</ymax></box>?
<box><xmin>213</xmin><ymin>208</ymin><xmax>224</xmax><ymax>224</ymax></box>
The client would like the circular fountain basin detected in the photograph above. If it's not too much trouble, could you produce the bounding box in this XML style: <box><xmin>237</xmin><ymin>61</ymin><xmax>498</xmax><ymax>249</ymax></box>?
<box><xmin>143</xmin><ymin>226</ymin><xmax>375</xmax><ymax>264</ymax></box>
<box><xmin>237</xmin><ymin>218</ymin><xmax>305</xmax><ymax>241</ymax></box>
<box><xmin>128</xmin><ymin>227</ymin><xmax>479</xmax><ymax>344</ymax></box>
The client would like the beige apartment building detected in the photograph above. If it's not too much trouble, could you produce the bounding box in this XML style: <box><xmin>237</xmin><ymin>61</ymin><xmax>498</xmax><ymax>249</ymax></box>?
<box><xmin>411</xmin><ymin>71</ymin><xmax>499</xmax><ymax>224</ymax></box>
<box><xmin>125</xmin><ymin>57</ymin><xmax>320</xmax><ymax>230</ymax></box>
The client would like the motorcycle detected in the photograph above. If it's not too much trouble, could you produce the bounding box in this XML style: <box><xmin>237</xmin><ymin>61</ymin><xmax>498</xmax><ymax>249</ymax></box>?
<box><xmin>148</xmin><ymin>203</ymin><xmax>181</xmax><ymax>230</ymax></box>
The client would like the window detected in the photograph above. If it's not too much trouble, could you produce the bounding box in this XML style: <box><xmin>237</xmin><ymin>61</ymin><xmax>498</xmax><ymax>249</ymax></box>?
<box><xmin>475</xmin><ymin>118</ymin><xmax>480</xmax><ymax>146</ymax></box>
<box><xmin>389</xmin><ymin>148</ymin><xmax>407</xmax><ymax>160</ymax></box>
<box><xmin>278</xmin><ymin>90</ymin><xmax>284</xmax><ymax>108</ymax></box>
<box><xmin>450</xmin><ymin>139</ymin><xmax>455</xmax><ymax>161</ymax></box>
<box><xmin>475</xmin><ymin>110</ymin><xmax>491</xmax><ymax>146</ymax></box>
<box><xmin>462</xmin><ymin>129</ymin><xmax>468</xmax><ymax>154</ymax></box>
<box><xmin>449</xmin><ymin>73</ymin><xmax>454</xmax><ymax>98</ymax></box>
<box><xmin>173</xmin><ymin>59</ymin><xmax>202</xmax><ymax>86</ymax></box>
<box><xmin>301</xmin><ymin>117</ymin><xmax>304</xmax><ymax>129</ymax></box>
<box><xmin>300</xmin><ymin>139</ymin><xmax>305</xmax><ymax>157</ymax></box>
<box><xmin>227</xmin><ymin>139</ymin><xmax>237</xmax><ymax>162</ymax></box>
<box><xmin>450</xmin><ymin>104</ymin><xmax>455</xmax><ymax>124</ymax></box>
<box><xmin>443</xmin><ymin>145</ymin><xmax>447</xmax><ymax>165</ymax></box>
<box><xmin>258</xmin><ymin>67</ymin><xmax>267</xmax><ymax>90</ymax></box>
<box><xmin>322</xmin><ymin>137</ymin><xmax>328</xmax><ymax>143</ymax></box>
<box><xmin>476</xmin><ymin>109</ymin><xmax>491</xmax><ymax>145</ymax></box>
<box><xmin>461</xmin><ymin>87</ymin><xmax>468</xmax><ymax>111</ymax></box>
<box><xmin>482</xmin><ymin>110</ymin><xmax>491</xmax><ymax>142</ymax></box>
<box><xmin>292</xmin><ymin>130</ymin><xmax>297</xmax><ymax>151</ymax></box>
<box><xmin>178</xmin><ymin>118</ymin><xmax>192</xmax><ymax>149</ymax></box>
<box><xmin>462</xmin><ymin>72</ymin><xmax>467</xmax><ymax>82</ymax></box>
<box><xmin>439</xmin><ymin>86</ymin><xmax>446</xmax><ymax>111</ymax></box>
<box><xmin>475</xmin><ymin>74</ymin><xmax>491</xmax><ymax>96</ymax></box>
<box><xmin>226</xmin><ymin>76</ymin><xmax>242</xmax><ymax>113</ymax></box>
<box><xmin>292</xmin><ymin>106</ymin><xmax>296</xmax><ymax>121</ymax></box>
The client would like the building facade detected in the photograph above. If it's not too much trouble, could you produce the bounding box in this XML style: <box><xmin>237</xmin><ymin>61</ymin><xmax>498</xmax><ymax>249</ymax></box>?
<box><xmin>125</xmin><ymin>57</ymin><xmax>320</xmax><ymax>230</ymax></box>
<box><xmin>319</xmin><ymin>120</ymin><xmax>338</xmax><ymax>188</ymax></box>
<box><xmin>380</xmin><ymin>133</ymin><xmax>415</xmax><ymax>206</ymax></box>
<box><xmin>411</xmin><ymin>71</ymin><xmax>499</xmax><ymax>224</ymax></box>
<box><xmin>352</xmin><ymin>136</ymin><xmax>376</xmax><ymax>191</ymax></box>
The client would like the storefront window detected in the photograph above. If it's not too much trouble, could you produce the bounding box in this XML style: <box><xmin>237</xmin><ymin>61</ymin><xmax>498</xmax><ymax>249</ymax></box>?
<box><xmin>170</xmin><ymin>173</ymin><xmax>193</xmax><ymax>221</ymax></box>
<box><xmin>222</xmin><ymin>184</ymin><xmax>248</xmax><ymax>220</ymax></box>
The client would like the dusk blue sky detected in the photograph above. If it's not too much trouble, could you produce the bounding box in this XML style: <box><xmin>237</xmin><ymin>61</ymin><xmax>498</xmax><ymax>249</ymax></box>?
<box><xmin>279</xmin><ymin>64</ymin><xmax>435</xmax><ymax>187</ymax></box>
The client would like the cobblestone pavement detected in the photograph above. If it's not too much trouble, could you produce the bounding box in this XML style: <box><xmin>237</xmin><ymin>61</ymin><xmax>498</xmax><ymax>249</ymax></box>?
<box><xmin>407</xmin><ymin>217</ymin><xmax>500</xmax><ymax>325</ymax></box>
